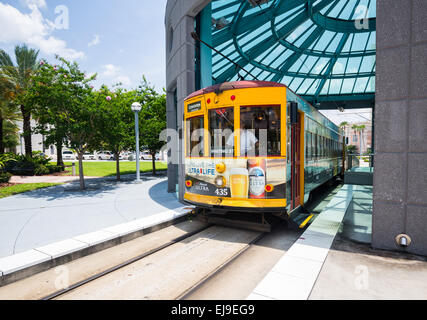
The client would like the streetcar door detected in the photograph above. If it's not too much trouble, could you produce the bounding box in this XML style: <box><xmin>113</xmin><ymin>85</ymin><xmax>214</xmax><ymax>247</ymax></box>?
<box><xmin>290</xmin><ymin>102</ymin><xmax>301</xmax><ymax>210</ymax></box>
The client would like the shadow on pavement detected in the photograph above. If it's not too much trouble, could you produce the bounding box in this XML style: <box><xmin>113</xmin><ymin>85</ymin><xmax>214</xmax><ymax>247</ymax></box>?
<box><xmin>148</xmin><ymin>180</ymin><xmax>182</xmax><ymax>211</ymax></box>
<box><xmin>14</xmin><ymin>174</ymin><xmax>164</xmax><ymax>202</ymax></box>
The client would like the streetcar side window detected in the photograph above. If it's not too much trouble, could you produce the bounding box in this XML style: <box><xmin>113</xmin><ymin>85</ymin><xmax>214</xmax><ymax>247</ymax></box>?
<box><xmin>186</xmin><ymin>116</ymin><xmax>204</xmax><ymax>157</ymax></box>
<box><xmin>321</xmin><ymin>136</ymin><xmax>324</xmax><ymax>158</ymax></box>
<box><xmin>209</xmin><ymin>107</ymin><xmax>234</xmax><ymax>157</ymax></box>
<box><xmin>324</xmin><ymin>137</ymin><xmax>327</xmax><ymax>158</ymax></box>
<box><xmin>314</xmin><ymin>134</ymin><xmax>318</xmax><ymax>160</ymax></box>
<box><xmin>311</xmin><ymin>133</ymin><xmax>315</xmax><ymax>160</ymax></box>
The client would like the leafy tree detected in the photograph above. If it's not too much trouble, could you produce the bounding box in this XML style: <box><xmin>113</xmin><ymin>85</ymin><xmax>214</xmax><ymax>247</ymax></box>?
<box><xmin>135</xmin><ymin>78</ymin><xmax>166</xmax><ymax>175</ymax></box>
<box><xmin>339</xmin><ymin>121</ymin><xmax>349</xmax><ymax>130</ymax></box>
<box><xmin>2</xmin><ymin>120</ymin><xmax>19</xmax><ymax>152</ymax></box>
<box><xmin>352</xmin><ymin>124</ymin><xmax>366</xmax><ymax>154</ymax></box>
<box><xmin>25</xmin><ymin>59</ymin><xmax>67</xmax><ymax>168</ymax></box>
<box><xmin>92</xmin><ymin>86</ymin><xmax>134</xmax><ymax>181</ymax></box>
<box><xmin>0</xmin><ymin>74</ymin><xmax>20</xmax><ymax>154</ymax></box>
<box><xmin>25</xmin><ymin>57</ymin><xmax>97</xmax><ymax>189</ymax></box>
<box><xmin>0</xmin><ymin>45</ymin><xmax>40</xmax><ymax>157</ymax></box>
<box><xmin>346</xmin><ymin>145</ymin><xmax>357</xmax><ymax>154</ymax></box>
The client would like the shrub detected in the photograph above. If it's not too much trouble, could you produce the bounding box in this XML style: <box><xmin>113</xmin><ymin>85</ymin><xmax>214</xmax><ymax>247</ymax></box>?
<box><xmin>8</xmin><ymin>159</ymin><xmax>35</xmax><ymax>176</ymax></box>
<box><xmin>5</xmin><ymin>153</ymin><xmax>51</xmax><ymax>176</ymax></box>
<box><xmin>35</xmin><ymin>165</ymin><xmax>50</xmax><ymax>176</ymax></box>
<box><xmin>0</xmin><ymin>172</ymin><xmax>12</xmax><ymax>184</ymax></box>
<box><xmin>0</xmin><ymin>153</ymin><xmax>17</xmax><ymax>171</ymax></box>
<box><xmin>47</xmin><ymin>164</ymin><xmax>63</xmax><ymax>173</ymax></box>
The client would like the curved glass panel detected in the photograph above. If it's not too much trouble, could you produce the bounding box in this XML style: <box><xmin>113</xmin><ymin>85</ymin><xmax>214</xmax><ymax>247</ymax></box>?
<box><xmin>210</xmin><ymin>0</ymin><xmax>376</xmax><ymax>102</ymax></box>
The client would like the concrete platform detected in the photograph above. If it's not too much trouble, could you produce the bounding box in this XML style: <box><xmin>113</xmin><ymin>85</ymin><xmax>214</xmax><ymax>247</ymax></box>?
<box><xmin>248</xmin><ymin>185</ymin><xmax>355</xmax><ymax>300</ymax></box>
<box><xmin>248</xmin><ymin>183</ymin><xmax>427</xmax><ymax>300</ymax></box>
<box><xmin>341</xmin><ymin>185</ymin><xmax>373</xmax><ymax>244</ymax></box>
<box><xmin>0</xmin><ymin>206</ymin><xmax>192</xmax><ymax>286</ymax></box>
<box><xmin>0</xmin><ymin>175</ymin><xmax>181</xmax><ymax>258</ymax></box>
<box><xmin>310</xmin><ymin>234</ymin><xmax>427</xmax><ymax>300</ymax></box>
<box><xmin>344</xmin><ymin>167</ymin><xmax>373</xmax><ymax>186</ymax></box>
<box><xmin>0</xmin><ymin>174</ymin><xmax>195</xmax><ymax>285</ymax></box>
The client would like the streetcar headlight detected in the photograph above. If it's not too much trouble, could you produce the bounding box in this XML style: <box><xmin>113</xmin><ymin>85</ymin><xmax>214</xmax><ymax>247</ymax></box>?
<box><xmin>185</xmin><ymin>180</ymin><xmax>193</xmax><ymax>188</ymax></box>
<box><xmin>216</xmin><ymin>162</ymin><xmax>226</xmax><ymax>174</ymax></box>
<box><xmin>215</xmin><ymin>176</ymin><xmax>226</xmax><ymax>187</ymax></box>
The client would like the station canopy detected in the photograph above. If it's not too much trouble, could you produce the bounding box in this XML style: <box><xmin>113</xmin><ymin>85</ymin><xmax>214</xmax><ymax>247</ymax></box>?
<box><xmin>209</xmin><ymin>0</ymin><xmax>376</xmax><ymax>109</ymax></box>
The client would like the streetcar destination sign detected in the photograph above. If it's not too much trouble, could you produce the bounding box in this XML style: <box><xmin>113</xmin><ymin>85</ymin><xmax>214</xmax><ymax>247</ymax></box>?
<box><xmin>188</xmin><ymin>101</ymin><xmax>202</xmax><ymax>112</ymax></box>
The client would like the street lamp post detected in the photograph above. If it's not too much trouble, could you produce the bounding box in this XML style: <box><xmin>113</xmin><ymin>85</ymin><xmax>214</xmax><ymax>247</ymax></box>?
<box><xmin>131</xmin><ymin>102</ymin><xmax>142</xmax><ymax>182</ymax></box>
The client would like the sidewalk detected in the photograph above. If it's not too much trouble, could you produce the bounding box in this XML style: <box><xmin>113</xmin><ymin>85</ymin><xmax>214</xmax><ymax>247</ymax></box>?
<box><xmin>9</xmin><ymin>175</ymin><xmax>92</xmax><ymax>184</ymax></box>
<box><xmin>0</xmin><ymin>174</ymin><xmax>184</xmax><ymax>259</ymax></box>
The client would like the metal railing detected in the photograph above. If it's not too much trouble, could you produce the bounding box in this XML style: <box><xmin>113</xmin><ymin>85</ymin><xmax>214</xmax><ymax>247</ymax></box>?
<box><xmin>346</xmin><ymin>153</ymin><xmax>374</xmax><ymax>173</ymax></box>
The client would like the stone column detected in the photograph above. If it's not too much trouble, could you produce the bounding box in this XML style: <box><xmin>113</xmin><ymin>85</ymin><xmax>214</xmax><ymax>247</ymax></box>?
<box><xmin>373</xmin><ymin>0</ymin><xmax>427</xmax><ymax>255</ymax></box>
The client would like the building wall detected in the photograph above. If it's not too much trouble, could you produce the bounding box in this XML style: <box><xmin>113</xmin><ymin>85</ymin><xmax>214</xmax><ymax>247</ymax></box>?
<box><xmin>165</xmin><ymin>0</ymin><xmax>210</xmax><ymax>197</ymax></box>
<box><xmin>14</xmin><ymin>120</ymin><xmax>54</xmax><ymax>156</ymax></box>
<box><xmin>344</xmin><ymin>122</ymin><xmax>372</xmax><ymax>154</ymax></box>
<box><xmin>373</xmin><ymin>0</ymin><xmax>427</xmax><ymax>255</ymax></box>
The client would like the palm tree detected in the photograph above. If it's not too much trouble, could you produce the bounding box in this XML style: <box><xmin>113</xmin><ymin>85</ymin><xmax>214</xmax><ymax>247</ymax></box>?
<box><xmin>0</xmin><ymin>74</ymin><xmax>20</xmax><ymax>154</ymax></box>
<box><xmin>339</xmin><ymin>121</ymin><xmax>349</xmax><ymax>141</ymax></box>
<box><xmin>351</xmin><ymin>124</ymin><xmax>366</xmax><ymax>155</ymax></box>
<box><xmin>358</xmin><ymin>124</ymin><xmax>366</xmax><ymax>154</ymax></box>
<box><xmin>339</xmin><ymin>121</ymin><xmax>349</xmax><ymax>130</ymax></box>
<box><xmin>0</xmin><ymin>45</ymin><xmax>40</xmax><ymax>157</ymax></box>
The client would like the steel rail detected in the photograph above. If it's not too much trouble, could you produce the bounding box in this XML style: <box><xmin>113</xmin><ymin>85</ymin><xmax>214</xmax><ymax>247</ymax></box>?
<box><xmin>41</xmin><ymin>223</ymin><xmax>213</xmax><ymax>300</ymax></box>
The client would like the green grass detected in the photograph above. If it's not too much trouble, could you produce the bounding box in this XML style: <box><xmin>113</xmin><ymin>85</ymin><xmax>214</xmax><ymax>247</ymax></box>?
<box><xmin>62</xmin><ymin>161</ymin><xmax>168</xmax><ymax>177</ymax></box>
<box><xmin>0</xmin><ymin>183</ymin><xmax>61</xmax><ymax>199</ymax></box>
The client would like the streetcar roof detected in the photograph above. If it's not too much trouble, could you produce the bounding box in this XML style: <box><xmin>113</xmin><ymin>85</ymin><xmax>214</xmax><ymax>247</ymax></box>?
<box><xmin>185</xmin><ymin>81</ymin><xmax>286</xmax><ymax>101</ymax></box>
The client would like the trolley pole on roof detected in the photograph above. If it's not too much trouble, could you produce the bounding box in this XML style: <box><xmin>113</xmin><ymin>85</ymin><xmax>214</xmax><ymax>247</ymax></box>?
<box><xmin>131</xmin><ymin>102</ymin><xmax>142</xmax><ymax>183</ymax></box>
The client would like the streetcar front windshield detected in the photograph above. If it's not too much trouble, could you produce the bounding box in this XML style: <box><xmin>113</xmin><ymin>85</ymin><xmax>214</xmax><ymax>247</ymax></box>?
<box><xmin>186</xmin><ymin>116</ymin><xmax>204</xmax><ymax>157</ymax></box>
<box><xmin>239</xmin><ymin>106</ymin><xmax>281</xmax><ymax>156</ymax></box>
<box><xmin>209</xmin><ymin>107</ymin><xmax>234</xmax><ymax>157</ymax></box>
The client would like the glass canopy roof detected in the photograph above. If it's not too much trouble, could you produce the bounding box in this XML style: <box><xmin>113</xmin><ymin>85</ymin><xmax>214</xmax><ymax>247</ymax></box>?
<box><xmin>209</xmin><ymin>0</ymin><xmax>376</xmax><ymax>107</ymax></box>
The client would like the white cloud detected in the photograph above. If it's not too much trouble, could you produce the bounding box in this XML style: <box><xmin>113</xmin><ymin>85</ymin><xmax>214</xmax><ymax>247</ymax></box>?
<box><xmin>88</xmin><ymin>34</ymin><xmax>100</xmax><ymax>47</ymax></box>
<box><xmin>314</xmin><ymin>62</ymin><xmax>327</xmax><ymax>74</ymax></box>
<box><xmin>101</xmin><ymin>64</ymin><xmax>132</xmax><ymax>87</ymax></box>
<box><xmin>23</xmin><ymin>0</ymin><xmax>46</xmax><ymax>9</ymax></box>
<box><xmin>115</xmin><ymin>76</ymin><xmax>131</xmax><ymax>86</ymax></box>
<box><xmin>0</xmin><ymin>3</ymin><xmax>84</xmax><ymax>60</ymax></box>
<box><xmin>102</xmin><ymin>64</ymin><xmax>120</xmax><ymax>77</ymax></box>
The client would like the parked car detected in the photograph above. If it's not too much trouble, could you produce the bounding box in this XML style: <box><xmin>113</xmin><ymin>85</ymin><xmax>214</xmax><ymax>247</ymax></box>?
<box><xmin>113</xmin><ymin>153</ymin><xmax>124</xmax><ymax>161</ymax></box>
<box><xmin>126</xmin><ymin>152</ymin><xmax>136</xmax><ymax>161</ymax></box>
<box><xmin>140</xmin><ymin>152</ymin><xmax>153</xmax><ymax>160</ymax></box>
<box><xmin>98</xmin><ymin>151</ymin><xmax>114</xmax><ymax>160</ymax></box>
<box><xmin>62</xmin><ymin>151</ymin><xmax>75</xmax><ymax>161</ymax></box>
<box><xmin>121</xmin><ymin>152</ymin><xmax>132</xmax><ymax>160</ymax></box>
<box><xmin>83</xmin><ymin>152</ymin><xmax>96</xmax><ymax>160</ymax></box>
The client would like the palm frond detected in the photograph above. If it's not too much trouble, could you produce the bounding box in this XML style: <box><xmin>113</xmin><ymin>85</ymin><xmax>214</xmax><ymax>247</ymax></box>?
<box><xmin>0</xmin><ymin>50</ymin><xmax>14</xmax><ymax>68</ymax></box>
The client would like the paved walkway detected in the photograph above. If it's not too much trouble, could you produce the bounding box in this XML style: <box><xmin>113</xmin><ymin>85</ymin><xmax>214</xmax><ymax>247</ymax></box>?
<box><xmin>0</xmin><ymin>175</ymin><xmax>183</xmax><ymax>258</ymax></box>
<box><xmin>341</xmin><ymin>185</ymin><xmax>373</xmax><ymax>244</ymax></box>
<box><xmin>9</xmin><ymin>175</ymin><xmax>91</xmax><ymax>184</ymax></box>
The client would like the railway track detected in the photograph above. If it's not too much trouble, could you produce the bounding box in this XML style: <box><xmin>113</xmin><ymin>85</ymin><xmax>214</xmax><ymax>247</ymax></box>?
<box><xmin>41</xmin><ymin>223</ymin><xmax>213</xmax><ymax>300</ymax></box>
<box><xmin>41</xmin><ymin>223</ymin><xmax>268</xmax><ymax>300</ymax></box>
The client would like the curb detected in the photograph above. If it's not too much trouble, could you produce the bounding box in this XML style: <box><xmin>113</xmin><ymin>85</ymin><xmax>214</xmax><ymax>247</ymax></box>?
<box><xmin>248</xmin><ymin>184</ymin><xmax>355</xmax><ymax>300</ymax></box>
<box><xmin>0</xmin><ymin>206</ymin><xmax>193</xmax><ymax>287</ymax></box>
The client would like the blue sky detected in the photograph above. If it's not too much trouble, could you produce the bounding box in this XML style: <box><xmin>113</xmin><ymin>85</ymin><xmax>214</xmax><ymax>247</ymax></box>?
<box><xmin>0</xmin><ymin>0</ymin><xmax>168</xmax><ymax>92</ymax></box>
